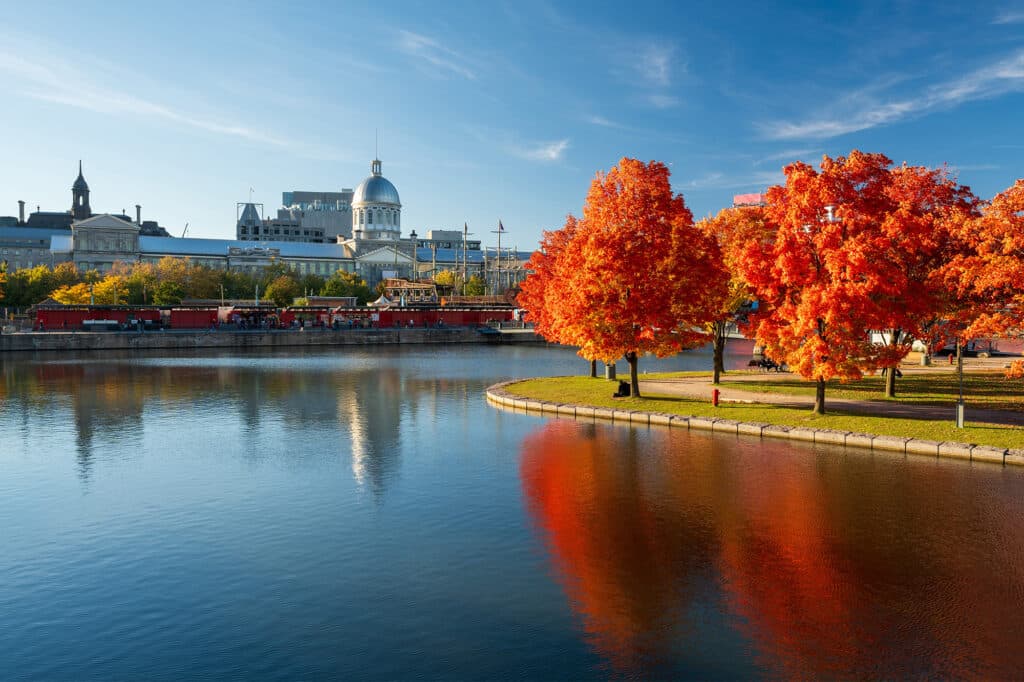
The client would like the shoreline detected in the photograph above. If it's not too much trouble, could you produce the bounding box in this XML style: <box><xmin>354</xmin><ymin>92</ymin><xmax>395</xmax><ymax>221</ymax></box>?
<box><xmin>485</xmin><ymin>380</ymin><xmax>1024</xmax><ymax>467</ymax></box>
<box><xmin>0</xmin><ymin>327</ymin><xmax>544</xmax><ymax>353</ymax></box>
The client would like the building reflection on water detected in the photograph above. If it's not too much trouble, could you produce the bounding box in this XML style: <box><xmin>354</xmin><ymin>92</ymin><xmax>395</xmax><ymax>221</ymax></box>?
<box><xmin>520</xmin><ymin>419</ymin><xmax>1024</xmax><ymax>679</ymax></box>
<box><xmin>0</xmin><ymin>352</ymin><xmax>451</xmax><ymax>495</ymax></box>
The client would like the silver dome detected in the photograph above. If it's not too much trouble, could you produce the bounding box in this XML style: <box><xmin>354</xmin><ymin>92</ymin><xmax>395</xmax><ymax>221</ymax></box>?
<box><xmin>352</xmin><ymin>159</ymin><xmax>401</xmax><ymax>206</ymax></box>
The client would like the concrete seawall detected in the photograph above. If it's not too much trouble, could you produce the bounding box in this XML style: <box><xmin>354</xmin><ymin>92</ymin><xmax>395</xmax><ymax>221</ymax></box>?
<box><xmin>1</xmin><ymin>327</ymin><xmax>498</xmax><ymax>352</ymax></box>
<box><xmin>486</xmin><ymin>381</ymin><xmax>1024</xmax><ymax>467</ymax></box>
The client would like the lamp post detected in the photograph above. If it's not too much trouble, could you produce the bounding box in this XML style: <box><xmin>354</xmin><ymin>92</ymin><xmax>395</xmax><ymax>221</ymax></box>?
<box><xmin>956</xmin><ymin>339</ymin><xmax>965</xmax><ymax>428</ymax></box>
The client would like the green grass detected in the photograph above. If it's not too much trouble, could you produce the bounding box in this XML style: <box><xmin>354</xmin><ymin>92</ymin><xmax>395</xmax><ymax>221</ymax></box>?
<box><xmin>505</xmin><ymin>376</ymin><xmax>1024</xmax><ymax>449</ymax></box>
<box><xmin>720</xmin><ymin>371</ymin><xmax>1024</xmax><ymax>410</ymax></box>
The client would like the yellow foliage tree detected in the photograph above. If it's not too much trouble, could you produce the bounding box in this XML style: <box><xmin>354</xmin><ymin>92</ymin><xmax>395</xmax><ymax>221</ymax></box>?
<box><xmin>51</xmin><ymin>283</ymin><xmax>93</xmax><ymax>305</ymax></box>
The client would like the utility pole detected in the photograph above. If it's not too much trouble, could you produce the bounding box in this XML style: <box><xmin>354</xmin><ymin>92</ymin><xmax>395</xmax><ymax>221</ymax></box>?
<box><xmin>462</xmin><ymin>222</ymin><xmax>473</xmax><ymax>293</ymax></box>
<box><xmin>491</xmin><ymin>220</ymin><xmax>506</xmax><ymax>295</ymax></box>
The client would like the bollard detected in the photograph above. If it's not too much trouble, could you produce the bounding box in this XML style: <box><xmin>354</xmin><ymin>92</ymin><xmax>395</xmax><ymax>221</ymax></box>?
<box><xmin>712</xmin><ymin>388</ymin><xmax>720</xmax><ymax>407</ymax></box>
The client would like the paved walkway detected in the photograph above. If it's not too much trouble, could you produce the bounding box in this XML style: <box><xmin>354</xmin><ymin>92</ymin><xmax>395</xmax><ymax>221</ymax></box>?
<box><xmin>639</xmin><ymin>356</ymin><xmax>1024</xmax><ymax>427</ymax></box>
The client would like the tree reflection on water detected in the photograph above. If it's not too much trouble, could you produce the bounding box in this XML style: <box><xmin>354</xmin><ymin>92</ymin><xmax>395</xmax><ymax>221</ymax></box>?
<box><xmin>520</xmin><ymin>418</ymin><xmax>1024</xmax><ymax>678</ymax></box>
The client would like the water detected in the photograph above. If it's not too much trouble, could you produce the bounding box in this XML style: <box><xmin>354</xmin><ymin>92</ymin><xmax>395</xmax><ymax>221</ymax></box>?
<box><xmin>1</xmin><ymin>344</ymin><xmax>1023</xmax><ymax>679</ymax></box>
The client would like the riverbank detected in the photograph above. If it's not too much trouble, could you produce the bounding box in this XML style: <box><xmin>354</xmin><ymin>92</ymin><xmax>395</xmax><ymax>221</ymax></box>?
<box><xmin>0</xmin><ymin>326</ymin><xmax>544</xmax><ymax>353</ymax></box>
<box><xmin>487</xmin><ymin>375</ymin><xmax>1024</xmax><ymax>465</ymax></box>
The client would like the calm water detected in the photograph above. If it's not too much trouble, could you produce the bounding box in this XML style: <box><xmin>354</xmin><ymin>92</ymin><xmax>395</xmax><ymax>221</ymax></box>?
<box><xmin>2</xmin><ymin>344</ymin><xmax>1023</xmax><ymax>680</ymax></box>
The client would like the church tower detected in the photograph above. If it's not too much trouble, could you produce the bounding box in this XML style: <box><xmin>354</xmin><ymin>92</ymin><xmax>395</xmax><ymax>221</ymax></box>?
<box><xmin>71</xmin><ymin>160</ymin><xmax>91</xmax><ymax>221</ymax></box>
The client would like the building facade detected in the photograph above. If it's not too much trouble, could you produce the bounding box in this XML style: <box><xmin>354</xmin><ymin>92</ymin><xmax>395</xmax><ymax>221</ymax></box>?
<box><xmin>2</xmin><ymin>160</ymin><xmax>534</xmax><ymax>289</ymax></box>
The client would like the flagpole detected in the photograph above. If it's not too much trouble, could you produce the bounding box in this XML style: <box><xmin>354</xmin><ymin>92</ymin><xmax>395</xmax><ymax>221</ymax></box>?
<box><xmin>491</xmin><ymin>220</ymin><xmax>505</xmax><ymax>295</ymax></box>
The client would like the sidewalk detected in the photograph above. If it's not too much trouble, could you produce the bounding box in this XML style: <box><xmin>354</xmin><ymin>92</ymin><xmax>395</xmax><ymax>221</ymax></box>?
<box><xmin>640</xmin><ymin>357</ymin><xmax>1024</xmax><ymax>427</ymax></box>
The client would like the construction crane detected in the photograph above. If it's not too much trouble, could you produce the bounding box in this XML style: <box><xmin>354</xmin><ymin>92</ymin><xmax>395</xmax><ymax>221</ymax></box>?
<box><xmin>181</xmin><ymin>222</ymin><xmax>189</xmax><ymax>238</ymax></box>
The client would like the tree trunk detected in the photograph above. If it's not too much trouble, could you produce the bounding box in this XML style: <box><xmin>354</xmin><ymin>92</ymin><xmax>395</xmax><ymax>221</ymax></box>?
<box><xmin>713</xmin><ymin>323</ymin><xmax>726</xmax><ymax>385</ymax></box>
<box><xmin>626</xmin><ymin>351</ymin><xmax>640</xmax><ymax>398</ymax></box>
<box><xmin>590</xmin><ymin>359</ymin><xmax>597</xmax><ymax>378</ymax></box>
<box><xmin>884</xmin><ymin>365</ymin><xmax>896</xmax><ymax>398</ymax></box>
<box><xmin>883</xmin><ymin>328</ymin><xmax>901</xmax><ymax>398</ymax></box>
<box><xmin>813</xmin><ymin>376</ymin><xmax>826</xmax><ymax>415</ymax></box>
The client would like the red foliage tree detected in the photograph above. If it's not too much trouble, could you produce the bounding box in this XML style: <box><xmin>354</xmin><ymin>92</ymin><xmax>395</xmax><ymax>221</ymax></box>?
<box><xmin>519</xmin><ymin>158</ymin><xmax>726</xmax><ymax>397</ymax></box>
<box><xmin>944</xmin><ymin>179</ymin><xmax>1024</xmax><ymax>338</ymax></box>
<box><xmin>698</xmin><ymin>205</ymin><xmax>772</xmax><ymax>384</ymax></box>
<box><xmin>738</xmin><ymin>151</ymin><xmax>976</xmax><ymax>413</ymax></box>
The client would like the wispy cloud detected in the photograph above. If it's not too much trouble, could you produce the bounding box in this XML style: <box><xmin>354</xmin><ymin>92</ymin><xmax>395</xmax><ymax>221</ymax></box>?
<box><xmin>636</xmin><ymin>44</ymin><xmax>675</xmax><ymax>88</ymax></box>
<box><xmin>0</xmin><ymin>51</ymin><xmax>289</xmax><ymax>146</ymax></box>
<box><xmin>683</xmin><ymin>170</ymin><xmax>783</xmax><ymax>191</ymax></box>
<box><xmin>397</xmin><ymin>30</ymin><xmax>477</xmax><ymax>80</ymax></box>
<box><xmin>513</xmin><ymin>139</ymin><xmax>570</xmax><ymax>162</ymax></box>
<box><xmin>761</xmin><ymin>49</ymin><xmax>1024</xmax><ymax>140</ymax></box>
<box><xmin>586</xmin><ymin>114</ymin><xmax>622</xmax><ymax>128</ymax></box>
<box><xmin>646</xmin><ymin>94</ymin><xmax>681</xmax><ymax>109</ymax></box>
<box><xmin>993</xmin><ymin>9</ymin><xmax>1024</xmax><ymax>24</ymax></box>
<box><xmin>758</xmin><ymin>148</ymin><xmax>821</xmax><ymax>163</ymax></box>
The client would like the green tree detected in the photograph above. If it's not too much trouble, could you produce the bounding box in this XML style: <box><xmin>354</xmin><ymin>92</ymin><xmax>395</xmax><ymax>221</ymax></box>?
<box><xmin>321</xmin><ymin>270</ymin><xmax>372</xmax><ymax>303</ymax></box>
<box><xmin>298</xmin><ymin>274</ymin><xmax>325</xmax><ymax>298</ymax></box>
<box><xmin>263</xmin><ymin>274</ymin><xmax>301</xmax><ymax>307</ymax></box>
<box><xmin>51</xmin><ymin>262</ymin><xmax>81</xmax><ymax>289</ymax></box>
<box><xmin>152</xmin><ymin>280</ymin><xmax>185</xmax><ymax>305</ymax></box>
<box><xmin>463</xmin><ymin>274</ymin><xmax>486</xmax><ymax>296</ymax></box>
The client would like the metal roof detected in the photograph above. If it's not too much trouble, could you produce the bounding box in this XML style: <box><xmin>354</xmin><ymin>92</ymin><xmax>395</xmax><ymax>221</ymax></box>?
<box><xmin>0</xmin><ymin>226</ymin><xmax>61</xmax><ymax>242</ymax></box>
<box><xmin>140</xmin><ymin>236</ymin><xmax>350</xmax><ymax>259</ymax></box>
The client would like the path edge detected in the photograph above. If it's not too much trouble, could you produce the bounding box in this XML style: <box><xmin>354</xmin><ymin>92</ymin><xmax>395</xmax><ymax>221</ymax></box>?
<box><xmin>486</xmin><ymin>381</ymin><xmax>1023</xmax><ymax>467</ymax></box>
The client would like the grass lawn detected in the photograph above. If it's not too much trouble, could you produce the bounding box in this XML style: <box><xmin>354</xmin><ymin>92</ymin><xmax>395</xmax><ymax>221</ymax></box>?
<box><xmin>504</xmin><ymin>376</ymin><xmax>1024</xmax><ymax>450</ymax></box>
<box><xmin>713</xmin><ymin>370</ymin><xmax>1024</xmax><ymax>411</ymax></box>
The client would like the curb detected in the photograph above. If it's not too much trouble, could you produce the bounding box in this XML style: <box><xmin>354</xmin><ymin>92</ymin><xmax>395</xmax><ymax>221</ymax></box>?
<box><xmin>485</xmin><ymin>381</ymin><xmax>1023</xmax><ymax>467</ymax></box>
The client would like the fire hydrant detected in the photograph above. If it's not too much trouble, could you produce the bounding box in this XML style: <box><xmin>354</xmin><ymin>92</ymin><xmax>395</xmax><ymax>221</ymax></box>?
<box><xmin>712</xmin><ymin>388</ymin><xmax>720</xmax><ymax>407</ymax></box>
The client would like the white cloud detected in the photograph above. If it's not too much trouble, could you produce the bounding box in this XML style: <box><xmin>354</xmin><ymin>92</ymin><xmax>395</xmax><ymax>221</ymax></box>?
<box><xmin>636</xmin><ymin>44</ymin><xmax>675</xmax><ymax>87</ymax></box>
<box><xmin>683</xmin><ymin>170</ymin><xmax>783</xmax><ymax>191</ymax></box>
<box><xmin>397</xmin><ymin>30</ymin><xmax>477</xmax><ymax>80</ymax></box>
<box><xmin>0</xmin><ymin>51</ymin><xmax>288</xmax><ymax>146</ymax></box>
<box><xmin>646</xmin><ymin>93</ymin><xmax>680</xmax><ymax>109</ymax></box>
<box><xmin>514</xmin><ymin>139</ymin><xmax>570</xmax><ymax>162</ymax></box>
<box><xmin>993</xmin><ymin>9</ymin><xmax>1024</xmax><ymax>24</ymax></box>
<box><xmin>586</xmin><ymin>115</ymin><xmax>620</xmax><ymax>128</ymax></box>
<box><xmin>761</xmin><ymin>49</ymin><xmax>1024</xmax><ymax>140</ymax></box>
<box><xmin>758</xmin><ymin>148</ymin><xmax>821</xmax><ymax>163</ymax></box>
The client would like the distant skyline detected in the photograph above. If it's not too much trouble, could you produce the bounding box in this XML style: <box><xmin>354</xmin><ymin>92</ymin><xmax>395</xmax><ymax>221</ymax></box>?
<box><xmin>1</xmin><ymin>0</ymin><xmax>1023</xmax><ymax>249</ymax></box>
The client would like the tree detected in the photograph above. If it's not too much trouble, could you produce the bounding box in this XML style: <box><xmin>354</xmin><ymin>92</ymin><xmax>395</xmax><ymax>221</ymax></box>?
<box><xmin>464</xmin><ymin>274</ymin><xmax>486</xmax><ymax>296</ymax></box>
<box><xmin>698</xmin><ymin>206</ymin><xmax>769</xmax><ymax>384</ymax></box>
<box><xmin>152</xmin><ymin>280</ymin><xmax>185</xmax><ymax>305</ymax></box>
<box><xmin>520</xmin><ymin>158</ymin><xmax>726</xmax><ymax>397</ymax></box>
<box><xmin>51</xmin><ymin>282</ymin><xmax>92</xmax><ymax>305</ymax></box>
<box><xmin>944</xmin><ymin>179</ymin><xmax>1024</xmax><ymax>339</ymax></box>
<box><xmin>737</xmin><ymin>151</ymin><xmax>977</xmax><ymax>413</ymax></box>
<box><xmin>51</xmin><ymin>262</ymin><xmax>81</xmax><ymax>289</ymax></box>
<box><xmin>321</xmin><ymin>270</ymin><xmax>372</xmax><ymax>303</ymax></box>
<box><xmin>263</xmin><ymin>274</ymin><xmax>301</xmax><ymax>307</ymax></box>
<box><xmin>92</xmin><ymin>274</ymin><xmax>129</xmax><ymax>305</ymax></box>
<box><xmin>0</xmin><ymin>261</ymin><xmax>6</xmax><ymax>303</ymax></box>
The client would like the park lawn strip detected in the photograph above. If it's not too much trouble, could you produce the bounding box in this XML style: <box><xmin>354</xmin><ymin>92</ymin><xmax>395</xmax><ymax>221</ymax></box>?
<box><xmin>711</xmin><ymin>371</ymin><xmax>1024</xmax><ymax>410</ymax></box>
<box><xmin>506</xmin><ymin>376</ymin><xmax>1024</xmax><ymax>450</ymax></box>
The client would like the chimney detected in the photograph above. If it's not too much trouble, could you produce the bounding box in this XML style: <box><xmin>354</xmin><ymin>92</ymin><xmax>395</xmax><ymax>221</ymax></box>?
<box><xmin>18</xmin><ymin>200</ymin><xmax>25</xmax><ymax>225</ymax></box>
<box><xmin>136</xmin><ymin>204</ymin><xmax>142</xmax><ymax>226</ymax></box>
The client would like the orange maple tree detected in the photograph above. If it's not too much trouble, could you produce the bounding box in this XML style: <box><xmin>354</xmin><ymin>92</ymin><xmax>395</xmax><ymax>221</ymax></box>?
<box><xmin>519</xmin><ymin>158</ymin><xmax>726</xmax><ymax>397</ymax></box>
<box><xmin>698</xmin><ymin>205</ymin><xmax>772</xmax><ymax>384</ymax></box>
<box><xmin>944</xmin><ymin>179</ymin><xmax>1024</xmax><ymax>336</ymax></box>
<box><xmin>738</xmin><ymin>151</ymin><xmax>977</xmax><ymax>413</ymax></box>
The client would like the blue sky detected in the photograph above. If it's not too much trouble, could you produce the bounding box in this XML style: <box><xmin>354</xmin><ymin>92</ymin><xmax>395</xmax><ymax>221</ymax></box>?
<box><xmin>1</xmin><ymin>0</ymin><xmax>1022</xmax><ymax>249</ymax></box>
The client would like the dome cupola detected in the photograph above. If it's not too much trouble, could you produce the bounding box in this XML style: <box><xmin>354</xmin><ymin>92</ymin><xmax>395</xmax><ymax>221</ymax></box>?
<box><xmin>351</xmin><ymin>158</ymin><xmax>402</xmax><ymax>241</ymax></box>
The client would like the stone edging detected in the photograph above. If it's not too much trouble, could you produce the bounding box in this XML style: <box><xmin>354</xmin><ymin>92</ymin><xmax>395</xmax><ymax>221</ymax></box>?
<box><xmin>485</xmin><ymin>381</ymin><xmax>1024</xmax><ymax>467</ymax></box>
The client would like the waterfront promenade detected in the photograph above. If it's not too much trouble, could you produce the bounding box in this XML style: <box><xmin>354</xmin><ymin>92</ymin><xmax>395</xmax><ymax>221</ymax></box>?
<box><xmin>0</xmin><ymin>325</ymin><xmax>542</xmax><ymax>353</ymax></box>
<box><xmin>640</xmin><ymin>356</ymin><xmax>1024</xmax><ymax>426</ymax></box>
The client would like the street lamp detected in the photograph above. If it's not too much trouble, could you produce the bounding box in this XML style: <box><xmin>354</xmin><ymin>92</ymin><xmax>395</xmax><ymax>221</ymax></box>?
<box><xmin>956</xmin><ymin>339</ymin><xmax>965</xmax><ymax>428</ymax></box>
